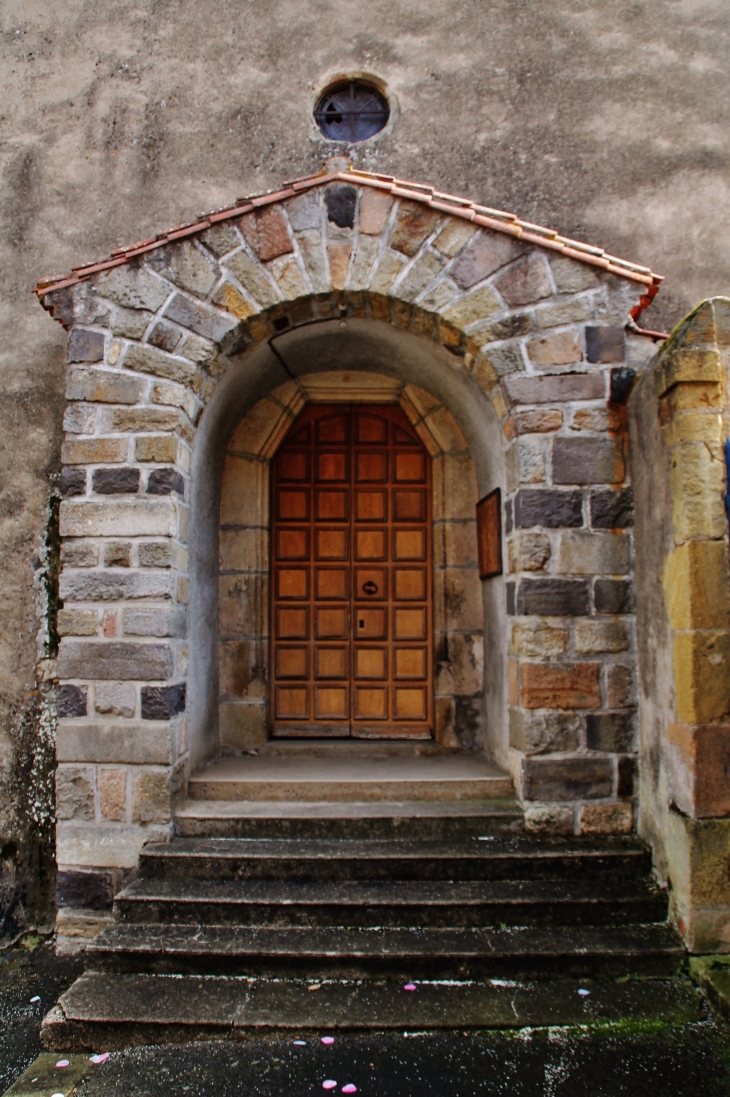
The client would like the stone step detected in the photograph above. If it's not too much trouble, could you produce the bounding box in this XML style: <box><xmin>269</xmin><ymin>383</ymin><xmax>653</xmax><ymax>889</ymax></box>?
<box><xmin>138</xmin><ymin>836</ymin><xmax>653</xmax><ymax>883</ymax></box>
<box><xmin>174</xmin><ymin>799</ymin><xmax>524</xmax><ymax>840</ymax></box>
<box><xmin>41</xmin><ymin>972</ymin><xmax>702</xmax><ymax>1051</ymax></box>
<box><xmin>114</xmin><ymin>876</ymin><xmax>668</xmax><ymax>929</ymax></box>
<box><xmin>86</xmin><ymin>922</ymin><xmax>684</xmax><ymax>979</ymax></box>
<box><xmin>188</xmin><ymin>754</ymin><xmax>513</xmax><ymax>802</ymax></box>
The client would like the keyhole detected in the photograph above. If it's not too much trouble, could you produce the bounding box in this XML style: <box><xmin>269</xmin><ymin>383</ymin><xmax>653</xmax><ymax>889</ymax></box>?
<box><xmin>359</xmin><ymin>619</ymin><xmax>365</xmax><ymax>628</ymax></box>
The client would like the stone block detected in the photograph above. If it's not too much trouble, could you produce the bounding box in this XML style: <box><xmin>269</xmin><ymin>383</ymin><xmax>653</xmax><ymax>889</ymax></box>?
<box><xmin>269</xmin><ymin>254</ymin><xmax>308</xmax><ymax>299</ymax></box>
<box><xmin>228</xmin><ymin>396</ymin><xmax>292</xmax><ymax>458</ymax></box>
<box><xmin>213</xmin><ymin>280</ymin><xmax>255</xmax><ymax>321</ymax></box>
<box><xmin>56</xmin><ymin>869</ymin><xmax>116</xmax><ymax>911</ymax></box>
<box><xmin>436</xmin><ymin>568</ymin><xmax>484</xmax><ymax>633</ymax></box>
<box><xmin>670</xmin><ymin>443</ymin><xmax>726</xmax><ymax>541</ymax></box>
<box><xmin>518</xmin><ymin>577</ymin><xmax>590</xmax><ymax>616</ymax></box>
<box><xmin>132</xmin><ymin>769</ymin><xmax>170</xmax><ymax>824</ymax></box>
<box><xmin>396</xmin><ymin>251</ymin><xmax>445</xmax><ymax>303</ymax></box>
<box><xmin>512</xmin><ymin>620</ymin><xmax>567</xmax><ymax>656</ymax></box>
<box><xmin>390</xmin><ymin>201</ymin><xmax>440</xmax><ymax>256</ymax></box>
<box><xmin>286</xmin><ymin>190</ymin><xmax>322</xmax><ymax>232</ymax></box>
<box><xmin>104</xmin><ymin>541</ymin><xmax>131</xmax><ymax>568</ymax></box>
<box><xmin>56</xmin><ymin>909</ymin><xmax>114</xmax><ymax>939</ymax></box>
<box><xmin>220</xmin><ymin>455</ymin><xmax>267</xmax><ymax>526</ymax></box>
<box><xmin>139</xmin><ymin>541</ymin><xmax>172</xmax><ymax>568</ymax></box>
<box><xmin>96</xmin><ymin>264</ymin><xmax>169</xmax><ymax>311</ymax></box>
<box><xmin>594</xmin><ymin>579</ymin><xmax>634</xmax><ymax>614</ymax></box>
<box><xmin>347</xmin><ymin>236</ymin><xmax>379</xmax><ymax>291</ymax></box>
<box><xmin>219</xmin><ymin>638</ymin><xmax>266</xmax><ymax>700</ymax></box>
<box><xmin>575</xmin><ymin>619</ymin><xmax>630</xmax><ymax>654</ymax></box>
<box><xmin>112</xmin><ymin>306</ymin><xmax>152</xmax><ymax>339</ymax></box>
<box><xmin>59</xmin><ymin>570</ymin><xmax>173</xmax><ymax>602</ymax></box>
<box><xmin>607</xmin><ymin>664</ymin><xmax>634</xmax><ymax>708</ymax></box>
<box><xmin>99</xmin><ymin>768</ymin><xmax>127</xmax><ymax>821</ymax></box>
<box><xmin>585</xmin><ymin>325</ymin><xmax>625</xmax><ymax>363</ymax></box>
<box><xmin>60</xmin><ymin>498</ymin><xmax>176</xmax><ymax>537</ymax></box>
<box><xmin>450</xmin><ymin>231</ymin><xmax>522</xmax><ymax>289</ymax></box>
<box><xmin>557</xmin><ymin>531</ymin><xmax>630</xmax><ymax>575</ymax></box>
<box><xmin>123</xmin><ymin>343</ymin><xmax>200</xmax><ymax>388</ymax></box>
<box><xmin>580</xmin><ymin>803</ymin><xmax>633</xmax><ymax>835</ymax></box>
<box><xmin>295</xmin><ymin>232</ymin><xmax>329</xmax><ymax>294</ymax></box>
<box><xmin>663</xmin><ymin>541</ymin><xmax>730</xmax><ymax>631</ymax></box>
<box><xmin>668</xmin><ymin>723</ymin><xmax>730</xmax><ymax>819</ymax></box>
<box><xmin>63</xmin><ymin>403</ymin><xmax>97</xmax><ymax>434</ymax></box>
<box><xmin>514</xmin><ymin>489</ymin><xmax>583</xmax><ymax>529</ymax></box>
<box><xmin>585</xmin><ymin>712</ymin><xmax>635</xmax><ymax>752</ymax></box>
<box><xmin>325</xmin><ymin>183</ymin><xmax>357</xmax><ymax>228</ymax></box>
<box><xmin>522</xmin><ymin>756</ymin><xmax>613</xmax><ymax>800</ymax></box>
<box><xmin>92</xmin><ymin>467</ymin><xmax>140</xmax><ymax>494</ymax></box>
<box><xmin>94</xmin><ymin>682</ymin><xmax>136</xmax><ymax>718</ymax></box>
<box><xmin>223</xmin><ymin>249</ymin><xmax>281</xmax><ymax>308</ymax></box>
<box><xmin>513</xmin><ymin>409</ymin><xmax>563</xmax><ymax>434</ymax></box>
<box><xmin>483</xmin><ymin>343</ymin><xmax>525</xmax><ymax>378</ymax></box>
<box><xmin>56</xmin><ymin>766</ymin><xmax>94</xmax><ymax>821</ymax></box>
<box><xmin>471</xmin><ymin>314</ymin><xmax>532</xmax><ymax>346</ymax></box>
<box><xmin>552</xmin><ymin>437</ymin><xmax>625</xmax><ymax>484</ymax></box>
<box><xmin>510</xmin><ymin>709</ymin><xmax>579</xmax><ymax>754</ymax></box>
<box><xmin>674</xmin><ymin>631</ymin><xmax>730</xmax><ymax>725</ymax></box>
<box><xmin>617</xmin><ymin>755</ymin><xmax>637</xmax><ymax>797</ymax></box>
<box><xmin>432</xmin><ymin>454</ymin><xmax>479</xmax><ymax>520</ymax></box>
<box><xmin>147</xmin><ymin>467</ymin><xmax>185</xmax><ymax>496</ymax></box>
<box><xmin>148</xmin><ymin>320</ymin><xmax>182</xmax><ymax>353</ymax></box>
<box><xmin>369</xmin><ymin>252</ymin><xmax>406</xmax><ymax>294</ymax></box>
<box><xmin>524</xmin><ymin>805</ymin><xmax>575</xmax><ymax>835</ymax></box>
<box><xmin>589</xmin><ymin>488</ymin><xmax>634</xmax><ymax>529</ymax></box>
<box><xmin>219</xmin><ymin>528</ymin><xmax>268</xmax><ymax>573</ymax></box>
<box><xmin>164</xmin><ymin>292</ymin><xmax>239</xmax><ymax>347</ymax></box>
<box><xmin>62</xmin><ymin>541</ymin><xmax>98</xmax><ymax>568</ymax></box>
<box><xmin>123</xmin><ymin>608</ymin><xmax>185</xmax><ymax>638</ymax></box>
<box><xmin>528</xmin><ymin>330</ymin><xmax>582</xmax><ymax>367</ymax></box>
<box><xmin>433</xmin><ymin>220</ymin><xmax>477</xmax><ymax>259</ymax></box>
<box><xmin>61</xmin><ymin>437</ymin><xmax>128</xmax><ymax>465</ymax></box>
<box><xmin>219</xmin><ymin>701</ymin><xmax>267</xmax><ymax>750</ymax></box>
<box><xmin>141</xmin><ymin>683</ymin><xmax>186</xmax><ymax>719</ymax></box>
<box><xmin>521</xmin><ymin>662</ymin><xmax>600</xmax><ymax>709</ymax></box>
<box><xmin>57</xmin><ymin>609</ymin><xmax>98</xmax><ymax>637</ymax></box>
<box><xmin>504</xmin><ymin>372</ymin><xmax>604</xmax><ymax>406</ymax></box>
<box><xmin>657</xmin><ymin>348</ymin><xmax>723</xmax><ymax>396</ymax></box>
<box><xmin>439</xmin><ymin>633</ymin><xmax>484</xmax><ymax>697</ymax></box>
<box><xmin>442</xmin><ymin>285</ymin><xmax>501</xmax><ymax>328</ymax></box>
<box><xmin>57</xmin><ymin>684</ymin><xmax>87</xmax><ymax>718</ymax></box>
<box><xmin>327</xmin><ymin>243</ymin><xmax>351</xmax><ymax>290</ymax></box>
<box><xmin>107</xmin><ymin>406</ymin><xmax>188</xmax><ymax>434</ymax></box>
<box><xmin>495</xmin><ymin>254</ymin><xmax>552</xmax><ymax>307</ymax></box>
<box><xmin>239</xmin><ymin>206</ymin><xmax>293</xmax><ymax>261</ymax></box>
<box><xmin>549</xmin><ymin>256</ymin><xmax>599</xmax><ymax>293</ymax></box>
<box><xmin>57</xmin><ymin>722</ymin><xmax>171</xmax><ymax>764</ymax></box>
<box><xmin>508</xmin><ymin>531</ymin><xmax>551</xmax><ymax>572</ymax></box>
<box><xmin>58</xmin><ymin>640</ymin><xmax>172</xmax><ymax>681</ymax></box>
<box><xmin>68</xmin><ymin>328</ymin><xmax>105</xmax><ymax>363</ymax></box>
<box><xmin>147</xmin><ymin>240</ymin><xmax>218</xmax><ymax>299</ymax></box>
<box><xmin>56</xmin><ymin>822</ymin><xmax>168</xmax><ymax>869</ymax></box>
<box><xmin>359</xmin><ymin>189</ymin><xmax>394</xmax><ymax>235</ymax></box>
<box><xmin>534</xmin><ymin>298</ymin><xmax>592</xmax><ymax>328</ymax></box>
<box><xmin>508</xmin><ymin>437</ymin><xmax>545</xmax><ymax>486</ymax></box>
<box><xmin>200</xmin><ymin>221</ymin><xmax>241</xmax><ymax>258</ymax></box>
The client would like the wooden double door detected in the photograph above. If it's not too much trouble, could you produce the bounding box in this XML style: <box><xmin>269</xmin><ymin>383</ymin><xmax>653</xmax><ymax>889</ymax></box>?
<box><xmin>270</xmin><ymin>403</ymin><xmax>433</xmax><ymax>739</ymax></box>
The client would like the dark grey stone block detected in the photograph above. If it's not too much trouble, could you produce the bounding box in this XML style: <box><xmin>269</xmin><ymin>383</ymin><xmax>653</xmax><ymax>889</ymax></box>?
<box><xmin>56</xmin><ymin>869</ymin><xmax>116</xmax><ymax>911</ymax></box>
<box><xmin>61</xmin><ymin>468</ymin><xmax>86</xmax><ymax>497</ymax></box>
<box><xmin>93</xmin><ymin>468</ymin><xmax>141</xmax><ymax>494</ymax></box>
<box><xmin>147</xmin><ymin>468</ymin><xmax>185</xmax><ymax>497</ymax></box>
<box><xmin>617</xmin><ymin>756</ymin><xmax>638</xmax><ymax>797</ymax></box>
<box><xmin>325</xmin><ymin>184</ymin><xmax>357</xmax><ymax>228</ymax></box>
<box><xmin>586</xmin><ymin>713</ymin><xmax>636</xmax><ymax>752</ymax></box>
<box><xmin>506</xmin><ymin>582</ymin><xmax>516</xmax><ymax>616</ymax></box>
<box><xmin>504</xmin><ymin>498</ymin><xmax>513</xmax><ymax>535</ymax></box>
<box><xmin>517</xmin><ymin>578</ymin><xmax>590</xmax><ymax>616</ymax></box>
<box><xmin>514</xmin><ymin>489</ymin><xmax>583</xmax><ymax>529</ymax></box>
<box><xmin>522</xmin><ymin>757</ymin><xmax>614</xmax><ymax>801</ymax></box>
<box><xmin>58</xmin><ymin>640</ymin><xmax>173</xmax><ymax>680</ymax></box>
<box><xmin>148</xmin><ymin>321</ymin><xmax>182</xmax><ymax>353</ymax></box>
<box><xmin>590</xmin><ymin>489</ymin><xmax>634</xmax><ymax>529</ymax></box>
<box><xmin>142</xmin><ymin>683</ymin><xmax>186</xmax><ymax>720</ymax></box>
<box><xmin>585</xmin><ymin>325</ymin><xmax>625</xmax><ymax>364</ymax></box>
<box><xmin>57</xmin><ymin>684</ymin><xmax>87</xmax><ymax>718</ymax></box>
<box><xmin>594</xmin><ymin>579</ymin><xmax>634</xmax><ymax>614</ymax></box>
<box><xmin>67</xmin><ymin>328</ymin><xmax>105</xmax><ymax>363</ymax></box>
<box><xmin>553</xmin><ymin>437</ymin><xmax>624</xmax><ymax>485</ymax></box>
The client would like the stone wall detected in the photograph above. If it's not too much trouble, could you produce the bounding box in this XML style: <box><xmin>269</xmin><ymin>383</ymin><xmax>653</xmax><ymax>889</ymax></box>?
<box><xmin>41</xmin><ymin>169</ymin><xmax>660</xmax><ymax>938</ymax></box>
<box><xmin>631</xmin><ymin>297</ymin><xmax>730</xmax><ymax>952</ymax></box>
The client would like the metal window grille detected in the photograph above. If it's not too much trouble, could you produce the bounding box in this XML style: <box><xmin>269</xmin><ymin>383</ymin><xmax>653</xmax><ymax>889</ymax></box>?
<box><xmin>314</xmin><ymin>81</ymin><xmax>389</xmax><ymax>142</ymax></box>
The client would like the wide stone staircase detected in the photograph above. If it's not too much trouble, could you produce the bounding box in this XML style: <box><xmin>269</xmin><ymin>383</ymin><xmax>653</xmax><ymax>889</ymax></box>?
<box><xmin>42</xmin><ymin>747</ymin><xmax>690</xmax><ymax>1050</ymax></box>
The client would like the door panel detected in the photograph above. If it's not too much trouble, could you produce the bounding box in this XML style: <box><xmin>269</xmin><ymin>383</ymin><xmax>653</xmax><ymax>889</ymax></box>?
<box><xmin>271</xmin><ymin>403</ymin><xmax>433</xmax><ymax>738</ymax></box>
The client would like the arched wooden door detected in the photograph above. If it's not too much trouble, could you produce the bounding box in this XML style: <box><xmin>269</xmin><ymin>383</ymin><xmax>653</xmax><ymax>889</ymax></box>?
<box><xmin>270</xmin><ymin>404</ymin><xmax>433</xmax><ymax>739</ymax></box>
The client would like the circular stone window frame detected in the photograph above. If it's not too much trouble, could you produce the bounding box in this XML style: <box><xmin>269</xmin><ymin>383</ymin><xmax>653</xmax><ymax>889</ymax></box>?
<box><xmin>309</xmin><ymin>72</ymin><xmax>398</xmax><ymax>145</ymax></box>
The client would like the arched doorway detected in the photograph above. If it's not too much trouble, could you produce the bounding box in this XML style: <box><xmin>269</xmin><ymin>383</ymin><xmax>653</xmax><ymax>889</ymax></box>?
<box><xmin>270</xmin><ymin>402</ymin><xmax>433</xmax><ymax>739</ymax></box>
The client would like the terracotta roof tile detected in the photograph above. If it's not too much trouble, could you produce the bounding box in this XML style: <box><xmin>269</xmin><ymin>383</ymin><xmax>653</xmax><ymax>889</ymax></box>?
<box><xmin>34</xmin><ymin>162</ymin><xmax>663</xmax><ymax>316</ymax></box>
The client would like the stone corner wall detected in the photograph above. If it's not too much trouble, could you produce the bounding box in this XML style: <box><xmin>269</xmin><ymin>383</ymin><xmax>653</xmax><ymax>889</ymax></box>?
<box><xmin>631</xmin><ymin>295</ymin><xmax>730</xmax><ymax>952</ymax></box>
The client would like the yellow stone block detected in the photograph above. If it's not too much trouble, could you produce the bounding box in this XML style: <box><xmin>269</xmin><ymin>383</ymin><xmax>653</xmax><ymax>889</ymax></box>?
<box><xmin>674</xmin><ymin>630</ymin><xmax>730</xmax><ymax>724</ymax></box>
<box><xmin>663</xmin><ymin>540</ymin><xmax>730</xmax><ymax>630</ymax></box>
<box><xmin>661</xmin><ymin>410</ymin><xmax>722</xmax><ymax>446</ymax></box>
<box><xmin>213</xmin><ymin>281</ymin><xmax>255</xmax><ymax>320</ymax></box>
<box><xmin>656</xmin><ymin>348</ymin><xmax>722</xmax><ymax>396</ymax></box>
<box><xmin>661</xmin><ymin>381</ymin><xmax>723</xmax><ymax>417</ymax></box>
<box><xmin>670</xmin><ymin>442</ymin><xmax>726</xmax><ymax>541</ymax></box>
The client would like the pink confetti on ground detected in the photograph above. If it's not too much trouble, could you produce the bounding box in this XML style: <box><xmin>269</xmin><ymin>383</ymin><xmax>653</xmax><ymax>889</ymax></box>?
<box><xmin>322</xmin><ymin>1081</ymin><xmax>337</xmax><ymax>1090</ymax></box>
<box><xmin>90</xmin><ymin>1053</ymin><xmax>110</xmax><ymax>1064</ymax></box>
<box><xmin>56</xmin><ymin>1060</ymin><xmax>70</xmax><ymax>1068</ymax></box>
<box><xmin>321</xmin><ymin>1036</ymin><xmax>335</xmax><ymax>1045</ymax></box>
<box><xmin>342</xmin><ymin>1086</ymin><xmax>358</xmax><ymax>1093</ymax></box>
<box><xmin>404</xmin><ymin>983</ymin><xmax>417</xmax><ymax>991</ymax></box>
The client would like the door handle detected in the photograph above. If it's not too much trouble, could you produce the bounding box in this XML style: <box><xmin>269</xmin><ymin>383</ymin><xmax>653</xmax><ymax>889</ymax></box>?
<box><xmin>362</xmin><ymin>581</ymin><xmax>378</xmax><ymax>595</ymax></box>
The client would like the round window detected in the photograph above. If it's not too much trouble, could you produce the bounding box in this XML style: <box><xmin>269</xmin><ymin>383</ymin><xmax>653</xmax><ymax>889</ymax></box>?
<box><xmin>314</xmin><ymin>81</ymin><xmax>389</xmax><ymax>143</ymax></box>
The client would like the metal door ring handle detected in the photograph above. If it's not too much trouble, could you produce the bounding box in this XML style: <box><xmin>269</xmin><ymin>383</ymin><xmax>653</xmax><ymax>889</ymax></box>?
<box><xmin>363</xmin><ymin>581</ymin><xmax>378</xmax><ymax>595</ymax></box>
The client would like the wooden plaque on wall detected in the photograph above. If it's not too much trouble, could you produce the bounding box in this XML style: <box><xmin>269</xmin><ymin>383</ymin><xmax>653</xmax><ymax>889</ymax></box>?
<box><xmin>476</xmin><ymin>488</ymin><xmax>502</xmax><ymax>579</ymax></box>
